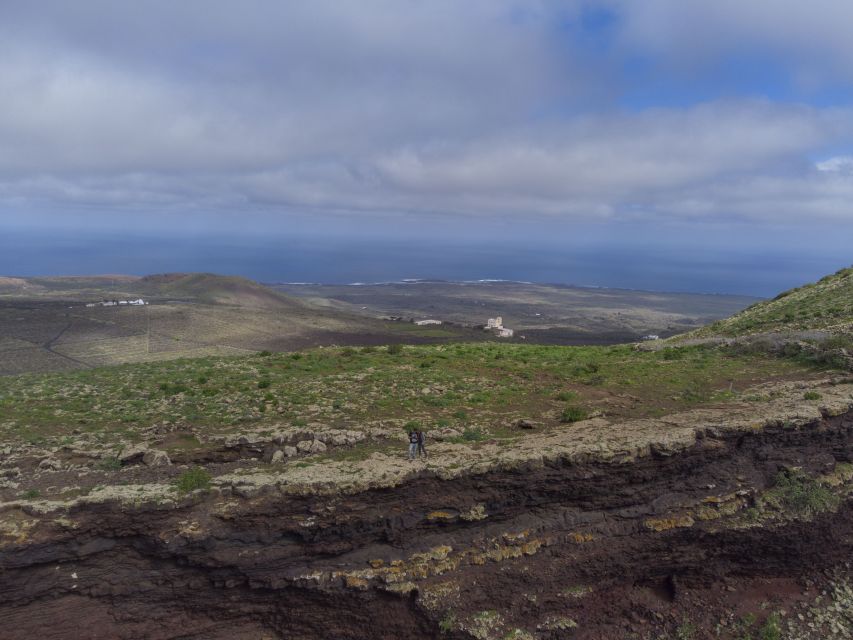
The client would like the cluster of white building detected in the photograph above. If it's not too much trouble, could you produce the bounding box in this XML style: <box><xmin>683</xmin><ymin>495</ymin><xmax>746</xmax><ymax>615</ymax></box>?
<box><xmin>414</xmin><ymin>319</ymin><xmax>443</xmax><ymax>326</ymax></box>
<box><xmin>485</xmin><ymin>316</ymin><xmax>514</xmax><ymax>338</ymax></box>
<box><xmin>86</xmin><ymin>299</ymin><xmax>147</xmax><ymax>308</ymax></box>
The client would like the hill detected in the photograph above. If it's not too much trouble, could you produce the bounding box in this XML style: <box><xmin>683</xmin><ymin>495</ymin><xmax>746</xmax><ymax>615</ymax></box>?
<box><xmin>137</xmin><ymin>273</ymin><xmax>302</xmax><ymax>309</ymax></box>
<box><xmin>1</xmin><ymin>333</ymin><xmax>852</xmax><ymax>637</ymax></box>
<box><xmin>0</xmin><ymin>273</ymin><xmax>479</xmax><ymax>375</ymax></box>
<box><xmin>691</xmin><ymin>265</ymin><xmax>853</xmax><ymax>338</ymax></box>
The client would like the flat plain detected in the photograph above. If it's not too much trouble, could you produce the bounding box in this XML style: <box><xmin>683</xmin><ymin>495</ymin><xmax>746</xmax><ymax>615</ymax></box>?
<box><xmin>273</xmin><ymin>280</ymin><xmax>760</xmax><ymax>343</ymax></box>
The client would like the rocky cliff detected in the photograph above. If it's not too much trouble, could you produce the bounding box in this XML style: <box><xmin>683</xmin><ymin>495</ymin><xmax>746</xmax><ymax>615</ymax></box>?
<box><xmin>2</xmin><ymin>380</ymin><xmax>853</xmax><ymax>639</ymax></box>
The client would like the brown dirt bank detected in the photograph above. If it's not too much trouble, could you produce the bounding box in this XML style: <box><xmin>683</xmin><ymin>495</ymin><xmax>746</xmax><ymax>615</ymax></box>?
<box><xmin>2</xmin><ymin>410</ymin><xmax>853</xmax><ymax>639</ymax></box>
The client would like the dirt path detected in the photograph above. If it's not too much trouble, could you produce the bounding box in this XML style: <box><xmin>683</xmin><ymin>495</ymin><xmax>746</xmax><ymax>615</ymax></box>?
<box><xmin>41</xmin><ymin>318</ymin><xmax>91</xmax><ymax>368</ymax></box>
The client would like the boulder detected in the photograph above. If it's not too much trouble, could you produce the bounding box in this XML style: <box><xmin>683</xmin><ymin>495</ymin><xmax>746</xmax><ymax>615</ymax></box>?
<box><xmin>119</xmin><ymin>443</ymin><xmax>149</xmax><ymax>465</ymax></box>
<box><xmin>38</xmin><ymin>457</ymin><xmax>62</xmax><ymax>471</ymax></box>
<box><xmin>283</xmin><ymin>446</ymin><xmax>298</xmax><ymax>457</ymax></box>
<box><xmin>142</xmin><ymin>450</ymin><xmax>171</xmax><ymax>467</ymax></box>
<box><xmin>270</xmin><ymin>450</ymin><xmax>285</xmax><ymax>464</ymax></box>
<box><xmin>516</xmin><ymin>419</ymin><xmax>537</xmax><ymax>430</ymax></box>
<box><xmin>296</xmin><ymin>440</ymin><xmax>313</xmax><ymax>453</ymax></box>
<box><xmin>309</xmin><ymin>440</ymin><xmax>327</xmax><ymax>454</ymax></box>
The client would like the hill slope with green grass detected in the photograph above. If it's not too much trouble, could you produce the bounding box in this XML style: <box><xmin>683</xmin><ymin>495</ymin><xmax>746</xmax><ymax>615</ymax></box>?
<box><xmin>691</xmin><ymin>265</ymin><xmax>853</xmax><ymax>338</ymax></box>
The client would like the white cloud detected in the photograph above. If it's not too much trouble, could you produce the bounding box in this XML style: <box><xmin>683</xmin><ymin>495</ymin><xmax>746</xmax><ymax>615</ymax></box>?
<box><xmin>1</xmin><ymin>1</ymin><xmax>853</xmax><ymax>228</ymax></box>
<box><xmin>816</xmin><ymin>156</ymin><xmax>853</xmax><ymax>174</ymax></box>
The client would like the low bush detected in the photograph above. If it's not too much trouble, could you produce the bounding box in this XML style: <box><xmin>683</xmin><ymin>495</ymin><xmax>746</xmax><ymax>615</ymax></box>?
<box><xmin>461</xmin><ymin>428</ymin><xmax>486</xmax><ymax>442</ymax></box>
<box><xmin>560</xmin><ymin>406</ymin><xmax>588</xmax><ymax>423</ymax></box>
<box><xmin>763</xmin><ymin>470</ymin><xmax>839</xmax><ymax>519</ymax></box>
<box><xmin>174</xmin><ymin>466</ymin><xmax>211</xmax><ymax>493</ymax></box>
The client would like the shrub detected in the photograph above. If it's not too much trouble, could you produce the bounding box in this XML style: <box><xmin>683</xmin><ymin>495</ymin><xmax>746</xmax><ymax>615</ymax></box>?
<box><xmin>387</xmin><ymin>343</ymin><xmax>403</xmax><ymax>355</ymax></box>
<box><xmin>174</xmin><ymin>467</ymin><xmax>211</xmax><ymax>493</ymax></box>
<box><xmin>560</xmin><ymin>406</ymin><xmax>588</xmax><ymax>423</ymax></box>
<box><xmin>461</xmin><ymin>428</ymin><xmax>486</xmax><ymax>442</ymax></box>
<box><xmin>764</xmin><ymin>470</ymin><xmax>839</xmax><ymax>518</ymax></box>
<box><xmin>360</xmin><ymin>345</ymin><xmax>376</xmax><ymax>354</ymax></box>
<box><xmin>258</xmin><ymin>350</ymin><xmax>272</xmax><ymax>357</ymax></box>
<box><xmin>340</xmin><ymin>347</ymin><xmax>356</xmax><ymax>358</ymax></box>
<box><xmin>438</xmin><ymin>613</ymin><xmax>456</xmax><ymax>634</ymax></box>
<box><xmin>759</xmin><ymin>613</ymin><xmax>782</xmax><ymax>640</ymax></box>
<box><xmin>803</xmin><ymin>391</ymin><xmax>822</xmax><ymax>400</ymax></box>
<box><xmin>555</xmin><ymin>391</ymin><xmax>576</xmax><ymax>401</ymax></box>
<box><xmin>97</xmin><ymin>456</ymin><xmax>122</xmax><ymax>471</ymax></box>
<box><xmin>675</xmin><ymin>621</ymin><xmax>696</xmax><ymax>640</ymax></box>
<box><xmin>257</xmin><ymin>379</ymin><xmax>271</xmax><ymax>389</ymax></box>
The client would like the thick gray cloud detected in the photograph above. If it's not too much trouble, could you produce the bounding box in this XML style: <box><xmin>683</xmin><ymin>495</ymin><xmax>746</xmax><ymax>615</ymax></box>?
<box><xmin>1</xmin><ymin>1</ymin><xmax>853</xmax><ymax>227</ymax></box>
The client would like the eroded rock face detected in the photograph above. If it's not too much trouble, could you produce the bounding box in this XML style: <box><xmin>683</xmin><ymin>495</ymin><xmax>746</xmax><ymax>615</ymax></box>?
<box><xmin>142</xmin><ymin>450</ymin><xmax>171</xmax><ymax>467</ymax></box>
<box><xmin>2</xmin><ymin>392</ymin><xmax>853</xmax><ymax>639</ymax></box>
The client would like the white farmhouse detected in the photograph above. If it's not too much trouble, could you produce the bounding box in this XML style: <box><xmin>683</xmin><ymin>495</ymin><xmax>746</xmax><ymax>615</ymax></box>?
<box><xmin>485</xmin><ymin>316</ymin><xmax>514</xmax><ymax>338</ymax></box>
<box><xmin>415</xmin><ymin>319</ymin><xmax>442</xmax><ymax>326</ymax></box>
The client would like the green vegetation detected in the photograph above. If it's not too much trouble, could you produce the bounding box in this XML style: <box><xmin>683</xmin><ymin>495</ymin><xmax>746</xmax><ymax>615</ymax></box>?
<box><xmin>761</xmin><ymin>470</ymin><xmax>840</xmax><ymax>519</ymax></box>
<box><xmin>759</xmin><ymin>612</ymin><xmax>782</xmax><ymax>640</ymax></box>
<box><xmin>560</xmin><ymin>406</ymin><xmax>588</xmax><ymax>423</ymax></box>
<box><xmin>96</xmin><ymin>457</ymin><xmax>122</xmax><ymax>471</ymax></box>
<box><xmin>0</xmin><ymin>342</ymin><xmax>825</xmax><ymax>447</ymax></box>
<box><xmin>698</xmin><ymin>265</ymin><xmax>853</xmax><ymax>336</ymax></box>
<box><xmin>803</xmin><ymin>390</ymin><xmax>822</xmax><ymax>400</ymax></box>
<box><xmin>674</xmin><ymin>620</ymin><xmax>696</xmax><ymax>640</ymax></box>
<box><xmin>174</xmin><ymin>466</ymin><xmax>211</xmax><ymax>493</ymax></box>
<box><xmin>438</xmin><ymin>613</ymin><xmax>456</xmax><ymax>634</ymax></box>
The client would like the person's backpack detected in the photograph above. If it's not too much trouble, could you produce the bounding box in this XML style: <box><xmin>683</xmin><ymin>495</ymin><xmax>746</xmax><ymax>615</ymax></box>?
<box><xmin>409</xmin><ymin>431</ymin><xmax>419</xmax><ymax>443</ymax></box>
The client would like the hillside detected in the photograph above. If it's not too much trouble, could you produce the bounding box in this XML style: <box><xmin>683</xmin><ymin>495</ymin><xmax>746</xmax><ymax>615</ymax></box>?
<box><xmin>1</xmin><ymin>321</ymin><xmax>853</xmax><ymax>637</ymax></box>
<box><xmin>137</xmin><ymin>273</ymin><xmax>302</xmax><ymax>310</ymax></box>
<box><xmin>694</xmin><ymin>265</ymin><xmax>853</xmax><ymax>337</ymax></box>
<box><xmin>0</xmin><ymin>273</ymin><xmax>478</xmax><ymax>375</ymax></box>
<box><xmin>2</xmin><ymin>270</ymin><xmax>853</xmax><ymax>638</ymax></box>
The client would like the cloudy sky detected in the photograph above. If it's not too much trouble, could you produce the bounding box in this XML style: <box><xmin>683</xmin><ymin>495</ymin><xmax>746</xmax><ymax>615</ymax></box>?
<box><xmin>1</xmin><ymin>1</ymin><xmax>852</xmax><ymax>294</ymax></box>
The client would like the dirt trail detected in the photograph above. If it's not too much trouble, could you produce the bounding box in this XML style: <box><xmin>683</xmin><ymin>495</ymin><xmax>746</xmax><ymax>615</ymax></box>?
<box><xmin>41</xmin><ymin>317</ymin><xmax>91</xmax><ymax>368</ymax></box>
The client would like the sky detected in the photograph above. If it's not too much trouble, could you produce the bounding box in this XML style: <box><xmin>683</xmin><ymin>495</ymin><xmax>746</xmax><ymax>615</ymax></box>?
<box><xmin>1</xmin><ymin>1</ymin><xmax>852</xmax><ymax>295</ymax></box>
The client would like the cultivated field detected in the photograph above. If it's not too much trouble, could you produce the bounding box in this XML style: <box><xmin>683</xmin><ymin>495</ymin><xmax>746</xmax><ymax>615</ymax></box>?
<box><xmin>0</xmin><ymin>274</ymin><xmax>481</xmax><ymax>375</ymax></box>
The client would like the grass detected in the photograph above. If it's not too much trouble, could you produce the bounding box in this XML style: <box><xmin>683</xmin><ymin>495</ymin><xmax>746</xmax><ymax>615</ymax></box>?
<box><xmin>0</xmin><ymin>342</ymin><xmax>825</xmax><ymax>448</ymax></box>
<box><xmin>560</xmin><ymin>406</ymin><xmax>588</xmax><ymax>423</ymax></box>
<box><xmin>696</xmin><ymin>265</ymin><xmax>853</xmax><ymax>337</ymax></box>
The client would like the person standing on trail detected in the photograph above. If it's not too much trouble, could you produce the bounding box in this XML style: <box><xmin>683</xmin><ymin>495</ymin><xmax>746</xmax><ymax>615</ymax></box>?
<box><xmin>408</xmin><ymin>430</ymin><xmax>419</xmax><ymax>460</ymax></box>
<box><xmin>417</xmin><ymin>430</ymin><xmax>428</xmax><ymax>459</ymax></box>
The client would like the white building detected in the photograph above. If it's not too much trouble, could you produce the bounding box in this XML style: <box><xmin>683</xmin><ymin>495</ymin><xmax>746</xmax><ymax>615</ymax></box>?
<box><xmin>486</xmin><ymin>317</ymin><xmax>503</xmax><ymax>329</ymax></box>
<box><xmin>497</xmin><ymin>328</ymin><xmax>514</xmax><ymax>338</ymax></box>
<box><xmin>128</xmin><ymin>299</ymin><xmax>146</xmax><ymax>306</ymax></box>
<box><xmin>415</xmin><ymin>319</ymin><xmax>442</xmax><ymax>326</ymax></box>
